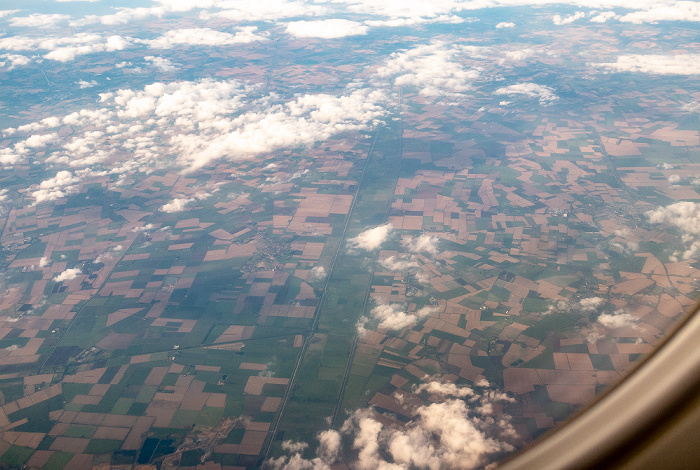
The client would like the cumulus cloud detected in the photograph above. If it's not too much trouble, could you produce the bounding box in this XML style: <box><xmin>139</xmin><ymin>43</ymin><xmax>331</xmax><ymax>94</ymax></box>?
<box><xmin>147</xmin><ymin>27</ymin><xmax>266</xmax><ymax>48</ymax></box>
<box><xmin>0</xmin><ymin>33</ymin><xmax>132</xmax><ymax>62</ymax></box>
<box><xmin>281</xmin><ymin>440</ymin><xmax>309</xmax><ymax>453</ymax></box>
<box><xmin>161</xmin><ymin>192</ymin><xmax>210</xmax><ymax>213</ymax></box>
<box><xmin>286</xmin><ymin>19</ymin><xmax>369</xmax><ymax>38</ymax></box>
<box><xmin>78</xmin><ymin>80</ymin><xmax>97</xmax><ymax>89</ymax></box>
<box><xmin>3</xmin><ymin>79</ymin><xmax>387</xmax><ymax>185</ymax></box>
<box><xmin>200</xmin><ymin>0</ymin><xmax>326</xmax><ymax>22</ymax></box>
<box><xmin>9</xmin><ymin>14</ymin><xmax>70</xmax><ymax>28</ymax></box>
<box><xmin>611</xmin><ymin>228</ymin><xmax>639</xmax><ymax>252</ymax></box>
<box><xmin>494</xmin><ymin>83</ymin><xmax>558</xmax><ymax>104</ymax></box>
<box><xmin>161</xmin><ymin>197</ymin><xmax>194</xmax><ymax>213</ymax></box>
<box><xmin>597</xmin><ymin>311</ymin><xmax>639</xmax><ymax>329</ymax></box>
<box><xmin>360</xmin><ymin>303</ymin><xmax>435</xmax><ymax>332</ymax></box>
<box><xmin>0</xmin><ymin>54</ymin><xmax>31</xmax><ymax>70</ymax></box>
<box><xmin>270</xmin><ymin>430</ymin><xmax>340</xmax><ymax>470</ymax></box>
<box><xmin>579</xmin><ymin>297</ymin><xmax>605</xmax><ymax>312</ymax></box>
<box><xmin>335</xmin><ymin>0</ymin><xmax>487</xmax><ymax>26</ymax></box>
<box><xmin>71</xmin><ymin>7</ymin><xmax>167</xmax><ymax>27</ymax></box>
<box><xmin>380</xmin><ymin>255</ymin><xmax>419</xmax><ymax>271</ymax></box>
<box><xmin>415</xmin><ymin>381</ymin><xmax>475</xmax><ymax>398</ymax></box>
<box><xmin>132</xmin><ymin>224</ymin><xmax>155</xmax><ymax>233</ymax></box>
<box><xmin>49</xmin><ymin>35</ymin><xmax>130</xmax><ymax>62</ymax></box>
<box><xmin>54</xmin><ymin>268</ymin><xmax>82</xmax><ymax>282</ymax></box>
<box><xmin>496</xmin><ymin>21</ymin><xmax>515</xmax><ymax>28</ymax></box>
<box><xmin>372</xmin><ymin>304</ymin><xmax>416</xmax><ymax>330</ymax></box>
<box><xmin>272</xmin><ymin>380</ymin><xmax>517</xmax><ymax>470</ymax></box>
<box><xmin>171</xmin><ymin>86</ymin><xmax>386</xmax><ymax>171</ymax></box>
<box><xmin>364</xmin><ymin>14</ymin><xmax>465</xmax><ymax>27</ymax></box>
<box><xmin>31</xmin><ymin>0</ymin><xmax>700</xmax><ymax>31</ymax></box>
<box><xmin>402</xmin><ymin>234</ymin><xmax>440</xmax><ymax>255</ymax></box>
<box><xmin>145</xmin><ymin>55</ymin><xmax>177</xmax><ymax>72</ymax></box>
<box><xmin>316</xmin><ymin>430</ymin><xmax>342</xmax><ymax>463</ymax></box>
<box><xmin>375</xmin><ymin>42</ymin><xmax>483</xmax><ymax>97</ymax></box>
<box><xmin>594</xmin><ymin>54</ymin><xmax>700</xmax><ymax>75</ymax></box>
<box><xmin>310</xmin><ymin>266</ymin><xmax>327</xmax><ymax>281</ymax></box>
<box><xmin>647</xmin><ymin>201</ymin><xmax>700</xmax><ymax>260</ymax></box>
<box><xmin>31</xmin><ymin>170</ymin><xmax>81</xmax><ymax>203</ymax></box>
<box><xmin>590</xmin><ymin>11</ymin><xmax>619</xmax><ymax>22</ymax></box>
<box><xmin>553</xmin><ymin>11</ymin><xmax>585</xmax><ymax>25</ymax></box>
<box><xmin>619</xmin><ymin>2</ymin><xmax>700</xmax><ymax>24</ymax></box>
<box><xmin>347</xmin><ymin>224</ymin><xmax>393</xmax><ymax>252</ymax></box>
<box><xmin>39</xmin><ymin>257</ymin><xmax>49</xmax><ymax>268</ymax></box>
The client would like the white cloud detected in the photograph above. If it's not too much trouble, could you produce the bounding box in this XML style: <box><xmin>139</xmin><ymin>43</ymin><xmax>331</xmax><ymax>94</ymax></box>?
<box><xmin>0</xmin><ymin>11</ymin><xmax>19</xmax><ymax>19</ymax></box>
<box><xmin>416</xmin><ymin>305</ymin><xmax>439</xmax><ymax>317</ymax></box>
<box><xmin>503</xmin><ymin>48</ymin><xmax>537</xmax><ymax>61</ymax></box>
<box><xmin>331</xmin><ymin>0</ymin><xmax>700</xmax><ymax>27</ymax></box>
<box><xmin>597</xmin><ymin>311</ymin><xmax>638</xmax><ymax>329</ymax></box>
<box><xmin>0</xmin><ymin>54</ymin><xmax>31</xmax><ymax>70</ymax></box>
<box><xmin>316</xmin><ymin>430</ymin><xmax>342</xmax><ymax>463</ymax></box>
<box><xmin>375</xmin><ymin>42</ymin><xmax>483</xmax><ymax>97</ymax></box>
<box><xmin>619</xmin><ymin>2</ymin><xmax>700</xmax><ymax>24</ymax></box>
<box><xmin>200</xmin><ymin>0</ymin><xmax>326</xmax><ymax>22</ymax></box>
<box><xmin>611</xmin><ymin>228</ymin><xmax>639</xmax><ymax>252</ymax></box>
<box><xmin>147</xmin><ymin>27</ymin><xmax>266</xmax><ymax>49</ymax></box>
<box><xmin>553</xmin><ymin>11</ymin><xmax>585</xmax><ymax>25</ymax></box>
<box><xmin>145</xmin><ymin>56</ymin><xmax>177</xmax><ymax>72</ymax></box>
<box><xmin>494</xmin><ymin>82</ymin><xmax>558</xmax><ymax>104</ymax></box>
<box><xmin>590</xmin><ymin>11</ymin><xmax>619</xmax><ymax>22</ymax></box>
<box><xmin>172</xmin><ymin>87</ymin><xmax>386</xmax><ymax>171</ymax></box>
<box><xmin>415</xmin><ymin>381</ymin><xmax>475</xmax><ymax>398</ymax></box>
<box><xmin>310</xmin><ymin>266</ymin><xmax>327</xmax><ymax>281</ymax></box>
<box><xmin>364</xmin><ymin>303</ymin><xmax>434</xmax><ymax>331</ymax></box>
<box><xmin>161</xmin><ymin>197</ymin><xmax>194</xmax><ymax>213</ymax></box>
<box><xmin>9</xmin><ymin>14</ymin><xmax>70</xmax><ymax>28</ymax></box>
<box><xmin>402</xmin><ymin>234</ymin><xmax>439</xmax><ymax>255</ymax></box>
<box><xmin>71</xmin><ymin>7</ymin><xmax>167</xmax><ymax>27</ymax></box>
<box><xmin>270</xmin><ymin>430</ymin><xmax>340</xmax><ymax>469</ymax></box>
<box><xmin>272</xmin><ymin>379</ymin><xmax>516</xmax><ymax>469</ymax></box>
<box><xmin>78</xmin><ymin>80</ymin><xmax>98</xmax><ymax>89</ymax></box>
<box><xmin>286</xmin><ymin>19</ymin><xmax>368</xmax><ymax>38</ymax></box>
<box><xmin>281</xmin><ymin>440</ymin><xmax>309</xmax><ymax>453</ymax></box>
<box><xmin>579</xmin><ymin>297</ymin><xmax>605</xmax><ymax>312</ymax></box>
<box><xmin>51</xmin><ymin>0</ymin><xmax>700</xmax><ymax>30</ymax></box>
<box><xmin>594</xmin><ymin>54</ymin><xmax>700</xmax><ymax>75</ymax></box>
<box><xmin>348</xmin><ymin>224</ymin><xmax>393</xmax><ymax>251</ymax></box>
<box><xmin>496</xmin><ymin>21</ymin><xmax>515</xmax><ymax>28</ymax></box>
<box><xmin>374</xmin><ymin>304</ymin><xmax>415</xmax><ymax>330</ymax></box>
<box><xmin>0</xmin><ymin>33</ymin><xmax>131</xmax><ymax>62</ymax></box>
<box><xmin>132</xmin><ymin>223</ymin><xmax>155</xmax><ymax>233</ymax></box>
<box><xmin>364</xmin><ymin>14</ymin><xmax>465</xmax><ymax>27</ymax></box>
<box><xmin>31</xmin><ymin>170</ymin><xmax>80</xmax><ymax>203</ymax></box>
<box><xmin>647</xmin><ymin>201</ymin><xmax>700</xmax><ymax>260</ymax></box>
<box><xmin>4</xmin><ymin>79</ymin><xmax>387</xmax><ymax>180</ymax></box>
<box><xmin>54</xmin><ymin>268</ymin><xmax>82</xmax><ymax>283</ymax></box>
<box><xmin>380</xmin><ymin>255</ymin><xmax>419</xmax><ymax>271</ymax></box>
<box><xmin>161</xmin><ymin>192</ymin><xmax>211</xmax><ymax>213</ymax></box>
<box><xmin>335</xmin><ymin>0</ymin><xmax>486</xmax><ymax>25</ymax></box>
<box><xmin>24</xmin><ymin>133</ymin><xmax>58</xmax><ymax>148</ymax></box>
<box><xmin>0</xmin><ymin>149</ymin><xmax>20</xmax><ymax>165</ymax></box>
